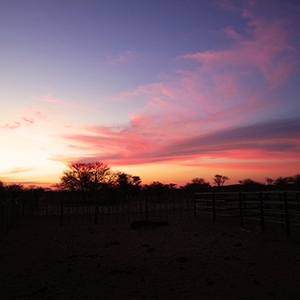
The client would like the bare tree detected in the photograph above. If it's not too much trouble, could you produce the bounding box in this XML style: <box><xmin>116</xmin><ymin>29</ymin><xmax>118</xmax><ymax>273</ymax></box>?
<box><xmin>213</xmin><ymin>174</ymin><xmax>229</xmax><ymax>187</ymax></box>
<box><xmin>265</xmin><ymin>177</ymin><xmax>274</xmax><ymax>186</ymax></box>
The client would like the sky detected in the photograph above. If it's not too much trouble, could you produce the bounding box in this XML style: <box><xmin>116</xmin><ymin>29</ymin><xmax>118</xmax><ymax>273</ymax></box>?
<box><xmin>1</xmin><ymin>0</ymin><xmax>300</xmax><ymax>188</ymax></box>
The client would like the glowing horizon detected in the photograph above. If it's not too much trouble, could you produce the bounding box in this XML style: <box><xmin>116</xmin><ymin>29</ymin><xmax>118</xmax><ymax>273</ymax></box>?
<box><xmin>1</xmin><ymin>1</ymin><xmax>299</xmax><ymax>188</ymax></box>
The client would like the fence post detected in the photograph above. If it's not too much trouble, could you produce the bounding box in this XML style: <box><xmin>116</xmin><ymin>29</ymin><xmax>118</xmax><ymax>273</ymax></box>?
<box><xmin>122</xmin><ymin>198</ymin><xmax>124</xmax><ymax>224</ymax></box>
<box><xmin>94</xmin><ymin>198</ymin><xmax>99</xmax><ymax>225</ymax></box>
<box><xmin>259</xmin><ymin>192</ymin><xmax>264</xmax><ymax>232</ymax></box>
<box><xmin>212</xmin><ymin>192</ymin><xmax>216</xmax><ymax>222</ymax></box>
<box><xmin>239</xmin><ymin>192</ymin><xmax>243</xmax><ymax>227</ymax></box>
<box><xmin>283</xmin><ymin>192</ymin><xmax>290</xmax><ymax>236</ymax></box>
<box><xmin>60</xmin><ymin>195</ymin><xmax>64</xmax><ymax>226</ymax></box>
<box><xmin>186</xmin><ymin>197</ymin><xmax>189</xmax><ymax>219</ymax></box>
<box><xmin>140</xmin><ymin>197</ymin><xmax>143</xmax><ymax>221</ymax></box>
<box><xmin>145</xmin><ymin>196</ymin><xmax>149</xmax><ymax>221</ymax></box>
<box><xmin>194</xmin><ymin>193</ymin><xmax>196</xmax><ymax>218</ymax></box>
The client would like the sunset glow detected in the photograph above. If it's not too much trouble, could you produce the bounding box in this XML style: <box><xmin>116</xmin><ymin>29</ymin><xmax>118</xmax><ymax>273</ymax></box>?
<box><xmin>1</xmin><ymin>0</ymin><xmax>299</xmax><ymax>188</ymax></box>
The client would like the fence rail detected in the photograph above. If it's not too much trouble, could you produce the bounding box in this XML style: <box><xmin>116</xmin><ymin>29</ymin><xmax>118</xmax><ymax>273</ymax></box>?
<box><xmin>194</xmin><ymin>191</ymin><xmax>300</xmax><ymax>236</ymax></box>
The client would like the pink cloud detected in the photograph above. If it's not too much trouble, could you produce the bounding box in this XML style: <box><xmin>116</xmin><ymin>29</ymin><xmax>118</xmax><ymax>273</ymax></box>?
<box><xmin>108</xmin><ymin>12</ymin><xmax>295</xmax><ymax>136</ymax></box>
<box><xmin>2</xmin><ymin>108</ymin><xmax>46</xmax><ymax>130</ymax></box>
<box><xmin>56</xmin><ymin>116</ymin><xmax>300</xmax><ymax>170</ymax></box>
<box><xmin>179</xmin><ymin>16</ymin><xmax>296</xmax><ymax>90</ymax></box>
<box><xmin>0</xmin><ymin>121</ymin><xmax>21</xmax><ymax>130</ymax></box>
<box><xmin>51</xmin><ymin>1</ymin><xmax>299</xmax><ymax>179</ymax></box>
<box><xmin>222</xmin><ymin>27</ymin><xmax>245</xmax><ymax>41</ymax></box>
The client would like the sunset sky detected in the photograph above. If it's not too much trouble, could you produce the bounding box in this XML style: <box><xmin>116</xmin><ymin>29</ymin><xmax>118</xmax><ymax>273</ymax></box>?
<box><xmin>1</xmin><ymin>0</ymin><xmax>300</xmax><ymax>188</ymax></box>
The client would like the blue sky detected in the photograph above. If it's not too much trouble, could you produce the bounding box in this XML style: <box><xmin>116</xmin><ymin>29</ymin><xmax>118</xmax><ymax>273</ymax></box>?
<box><xmin>0</xmin><ymin>0</ymin><xmax>299</xmax><ymax>187</ymax></box>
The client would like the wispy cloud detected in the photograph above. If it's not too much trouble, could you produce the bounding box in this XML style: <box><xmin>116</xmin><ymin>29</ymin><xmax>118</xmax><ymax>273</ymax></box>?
<box><xmin>0</xmin><ymin>167</ymin><xmax>35</xmax><ymax>179</ymax></box>
<box><xmin>178</xmin><ymin>19</ymin><xmax>295</xmax><ymax>90</ymax></box>
<box><xmin>0</xmin><ymin>109</ymin><xmax>44</xmax><ymax>130</ymax></box>
<box><xmin>104</xmin><ymin>5</ymin><xmax>297</xmax><ymax>134</ymax></box>
<box><xmin>23</xmin><ymin>117</ymin><xmax>34</xmax><ymax>125</ymax></box>
<box><xmin>32</xmin><ymin>93</ymin><xmax>81</xmax><ymax>109</ymax></box>
<box><xmin>0</xmin><ymin>122</ymin><xmax>21</xmax><ymax>130</ymax></box>
<box><xmin>9</xmin><ymin>167</ymin><xmax>35</xmax><ymax>174</ymax></box>
<box><xmin>105</xmin><ymin>50</ymin><xmax>137</xmax><ymax>65</ymax></box>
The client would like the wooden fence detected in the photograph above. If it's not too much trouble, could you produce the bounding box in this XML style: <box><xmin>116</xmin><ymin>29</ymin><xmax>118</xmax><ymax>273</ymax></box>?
<box><xmin>194</xmin><ymin>191</ymin><xmax>300</xmax><ymax>236</ymax></box>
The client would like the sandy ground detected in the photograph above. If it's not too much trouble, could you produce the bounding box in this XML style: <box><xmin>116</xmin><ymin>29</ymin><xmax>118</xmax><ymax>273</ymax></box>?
<box><xmin>0</xmin><ymin>215</ymin><xmax>300</xmax><ymax>300</ymax></box>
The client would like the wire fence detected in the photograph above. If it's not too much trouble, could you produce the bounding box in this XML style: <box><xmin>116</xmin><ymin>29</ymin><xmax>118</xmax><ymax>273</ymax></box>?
<box><xmin>0</xmin><ymin>192</ymin><xmax>194</xmax><ymax>239</ymax></box>
<box><xmin>1</xmin><ymin>190</ymin><xmax>300</xmax><ymax>240</ymax></box>
<box><xmin>42</xmin><ymin>194</ymin><xmax>194</xmax><ymax>226</ymax></box>
<box><xmin>194</xmin><ymin>191</ymin><xmax>300</xmax><ymax>236</ymax></box>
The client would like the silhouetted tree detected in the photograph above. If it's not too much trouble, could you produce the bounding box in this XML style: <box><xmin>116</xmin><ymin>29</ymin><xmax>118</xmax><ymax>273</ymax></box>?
<box><xmin>58</xmin><ymin>162</ymin><xmax>111</xmax><ymax>200</ymax></box>
<box><xmin>115</xmin><ymin>172</ymin><xmax>142</xmax><ymax>199</ymax></box>
<box><xmin>238</xmin><ymin>178</ymin><xmax>264</xmax><ymax>191</ymax></box>
<box><xmin>213</xmin><ymin>174</ymin><xmax>229</xmax><ymax>187</ymax></box>
<box><xmin>26</xmin><ymin>185</ymin><xmax>45</xmax><ymax>205</ymax></box>
<box><xmin>143</xmin><ymin>181</ymin><xmax>169</xmax><ymax>198</ymax></box>
<box><xmin>265</xmin><ymin>177</ymin><xmax>275</xmax><ymax>188</ymax></box>
<box><xmin>184</xmin><ymin>178</ymin><xmax>211</xmax><ymax>193</ymax></box>
<box><xmin>274</xmin><ymin>176</ymin><xmax>290</xmax><ymax>190</ymax></box>
<box><xmin>289</xmin><ymin>174</ymin><xmax>300</xmax><ymax>191</ymax></box>
<box><xmin>265</xmin><ymin>177</ymin><xmax>274</xmax><ymax>186</ymax></box>
<box><xmin>6</xmin><ymin>184</ymin><xmax>24</xmax><ymax>202</ymax></box>
<box><xmin>0</xmin><ymin>180</ymin><xmax>6</xmax><ymax>204</ymax></box>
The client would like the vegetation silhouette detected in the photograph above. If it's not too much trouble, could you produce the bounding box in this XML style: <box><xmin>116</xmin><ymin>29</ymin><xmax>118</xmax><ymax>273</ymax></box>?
<box><xmin>213</xmin><ymin>174</ymin><xmax>229</xmax><ymax>187</ymax></box>
<box><xmin>0</xmin><ymin>162</ymin><xmax>299</xmax><ymax>204</ymax></box>
<box><xmin>1</xmin><ymin>164</ymin><xmax>300</xmax><ymax>239</ymax></box>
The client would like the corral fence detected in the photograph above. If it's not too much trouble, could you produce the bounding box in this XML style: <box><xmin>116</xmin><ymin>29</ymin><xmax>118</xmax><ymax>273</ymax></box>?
<box><xmin>194</xmin><ymin>191</ymin><xmax>300</xmax><ymax>236</ymax></box>
<box><xmin>0</xmin><ymin>196</ymin><xmax>39</xmax><ymax>240</ymax></box>
<box><xmin>2</xmin><ymin>190</ymin><xmax>300</xmax><ymax>240</ymax></box>
<box><xmin>0</xmin><ymin>192</ymin><xmax>194</xmax><ymax>239</ymax></box>
<box><xmin>39</xmin><ymin>193</ymin><xmax>194</xmax><ymax>226</ymax></box>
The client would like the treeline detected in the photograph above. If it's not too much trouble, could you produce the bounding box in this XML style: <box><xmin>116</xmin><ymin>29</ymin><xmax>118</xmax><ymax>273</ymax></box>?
<box><xmin>0</xmin><ymin>162</ymin><xmax>300</xmax><ymax>204</ymax></box>
<box><xmin>0</xmin><ymin>182</ymin><xmax>45</xmax><ymax>205</ymax></box>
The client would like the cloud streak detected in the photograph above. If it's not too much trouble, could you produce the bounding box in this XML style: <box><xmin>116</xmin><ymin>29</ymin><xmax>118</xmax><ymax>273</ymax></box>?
<box><xmin>160</xmin><ymin>117</ymin><xmax>300</xmax><ymax>158</ymax></box>
<box><xmin>56</xmin><ymin>117</ymin><xmax>300</xmax><ymax>168</ymax></box>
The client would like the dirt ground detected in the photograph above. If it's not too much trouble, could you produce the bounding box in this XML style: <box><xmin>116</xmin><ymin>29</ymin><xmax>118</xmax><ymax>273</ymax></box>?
<box><xmin>0</xmin><ymin>215</ymin><xmax>300</xmax><ymax>300</ymax></box>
